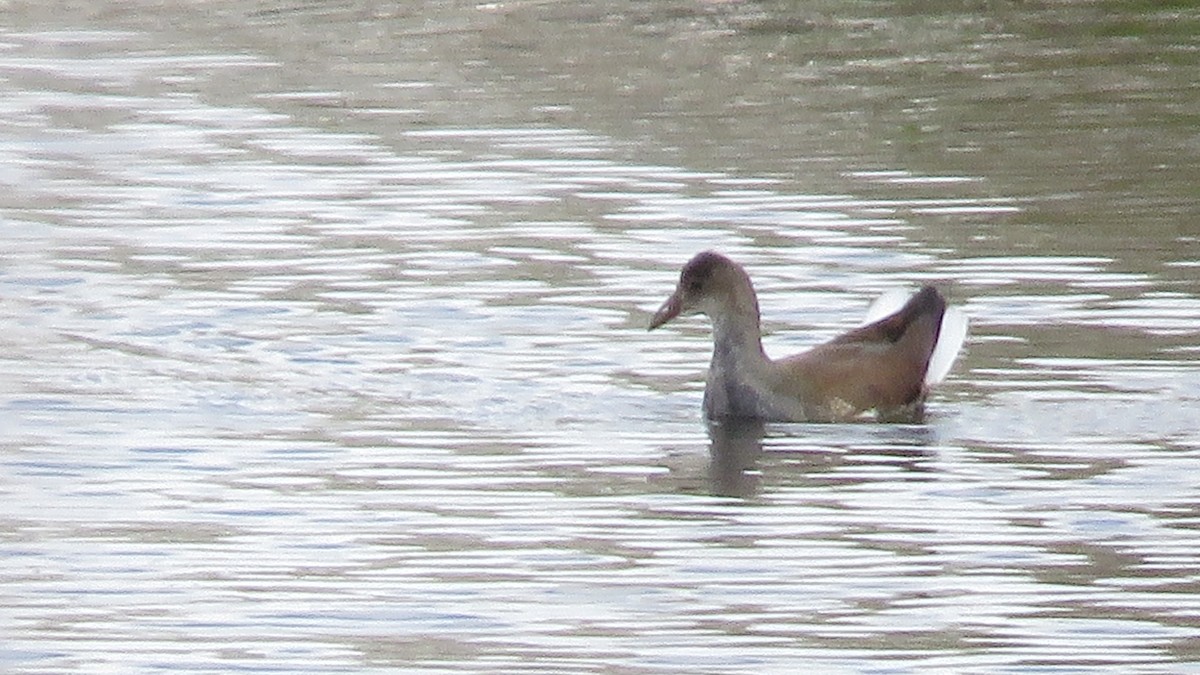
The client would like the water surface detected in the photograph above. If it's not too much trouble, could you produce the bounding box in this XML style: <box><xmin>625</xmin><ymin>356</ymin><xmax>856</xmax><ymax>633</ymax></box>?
<box><xmin>2</xmin><ymin>2</ymin><xmax>1199</xmax><ymax>673</ymax></box>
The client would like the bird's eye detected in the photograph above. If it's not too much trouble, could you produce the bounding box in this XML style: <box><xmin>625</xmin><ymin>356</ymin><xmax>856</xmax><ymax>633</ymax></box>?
<box><xmin>687</xmin><ymin>279</ymin><xmax>703</xmax><ymax>292</ymax></box>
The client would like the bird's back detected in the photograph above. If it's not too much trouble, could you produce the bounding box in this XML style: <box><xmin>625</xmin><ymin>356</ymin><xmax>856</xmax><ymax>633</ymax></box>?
<box><xmin>772</xmin><ymin>286</ymin><xmax>947</xmax><ymax>421</ymax></box>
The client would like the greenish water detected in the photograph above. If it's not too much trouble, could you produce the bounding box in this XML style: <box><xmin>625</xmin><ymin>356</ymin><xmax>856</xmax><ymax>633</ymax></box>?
<box><xmin>2</xmin><ymin>2</ymin><xmax>1198</xmax><ymax>672</ymax></box>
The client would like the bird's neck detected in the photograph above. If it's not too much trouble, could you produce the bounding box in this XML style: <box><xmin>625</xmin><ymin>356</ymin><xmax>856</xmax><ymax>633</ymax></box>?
<box><xmin>709</xmin><ymin>278</ymin><xmax>767</xmax><ymax>364</ymax></box>
<box><xmin>705</xmin><ymin>305</ymin><xmax>772</xmax><ymax>419</ymax></box>
<box><xmin>711</xmin><ymin>310</ymin><xmax>766</xmax><ymax>365</ymax></box>
<box><xmin>707</xmin><ymin>282</ymin><xmax>772</xmax><ymax>393</ymax></box>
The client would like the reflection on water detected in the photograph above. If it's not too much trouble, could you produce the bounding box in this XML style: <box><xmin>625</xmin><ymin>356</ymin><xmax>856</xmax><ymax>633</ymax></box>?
<box><xmin>3</xmin><ymin>2</ymin><xmax>1200</xmax><ymax>673</ymax></box>
<box><xmin>706</xmin><ymin>420</ymin><xmax>767</xmax><ymax>498</ymax></box>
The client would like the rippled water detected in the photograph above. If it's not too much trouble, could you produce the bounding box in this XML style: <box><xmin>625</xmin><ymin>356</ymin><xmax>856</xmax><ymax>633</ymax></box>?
<box><xmin>3</xmin><ymin>2</ymin><xmax>1200</xmax><ymax>673</ymax></box>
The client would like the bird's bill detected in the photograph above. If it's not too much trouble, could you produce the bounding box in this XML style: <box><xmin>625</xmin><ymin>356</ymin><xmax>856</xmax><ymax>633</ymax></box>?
<box><xmin>648</xmin><ymin>292</ymin><xmax>682</xmax><ymax>331</ymax></box>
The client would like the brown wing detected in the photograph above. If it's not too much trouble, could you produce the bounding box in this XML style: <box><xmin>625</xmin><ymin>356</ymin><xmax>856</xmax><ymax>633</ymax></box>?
<box><xmin>773</xmin><ymin>287</ymin><xmax>947</xmax><ymax>416</ymax></box>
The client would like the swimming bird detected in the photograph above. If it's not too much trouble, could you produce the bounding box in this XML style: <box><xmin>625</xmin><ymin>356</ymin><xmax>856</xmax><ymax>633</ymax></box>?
<box><xmin>648</xmin><ymin>251</ymin><xmax>968</xmax><ymax>422</ymax></box>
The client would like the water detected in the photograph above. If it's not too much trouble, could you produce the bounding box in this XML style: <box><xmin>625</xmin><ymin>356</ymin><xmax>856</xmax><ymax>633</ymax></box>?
<box><xmin>2</xmin><ymin>2</ymin><xmax>1199</xmax><ymax>673</ymax></box>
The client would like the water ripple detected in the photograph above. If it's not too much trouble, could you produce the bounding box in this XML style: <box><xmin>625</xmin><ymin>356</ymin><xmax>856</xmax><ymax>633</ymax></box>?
<box><xmin>3</xmin><ymin>14</ymin><xmax>1200</xmax><ymax>675</ymax></box>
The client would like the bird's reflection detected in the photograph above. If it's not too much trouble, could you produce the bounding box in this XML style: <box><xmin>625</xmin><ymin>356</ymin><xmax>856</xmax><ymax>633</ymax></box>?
<box><xmin>703</xmin><ymin>418</ymin><xmax>941</xmax><ymax>498</ymax></box>
<box><xmin>705</xmin><ymin>418</ymin><xmax>768</xmax><ymax>498</ymax></box>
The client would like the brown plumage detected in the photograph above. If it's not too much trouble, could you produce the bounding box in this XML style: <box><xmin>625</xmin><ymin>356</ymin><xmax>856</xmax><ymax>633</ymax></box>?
<box><xmin>649</xmin><ymin>251</ymin><xmax>960</xmax><ymax>423</ymax></box>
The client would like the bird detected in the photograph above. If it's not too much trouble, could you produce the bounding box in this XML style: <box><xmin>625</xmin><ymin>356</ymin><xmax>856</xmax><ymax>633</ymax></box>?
<box><xmin>648</xmin><ymin>251</ymin><xmax>968</xmax><ymax>423</ymax></box>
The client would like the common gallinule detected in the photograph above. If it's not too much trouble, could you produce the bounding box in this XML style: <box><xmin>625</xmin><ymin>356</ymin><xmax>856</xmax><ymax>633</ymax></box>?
<box><xmin>649</xmin><ymin>251</ymin><xmax>967</xmax><ymax>422</ymax></box>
